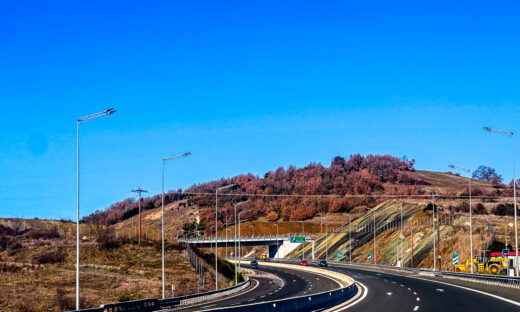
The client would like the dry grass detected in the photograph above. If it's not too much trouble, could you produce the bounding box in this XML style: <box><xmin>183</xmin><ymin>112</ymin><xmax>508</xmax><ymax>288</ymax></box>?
<box><xmin>0</xmin><ymin>232</ymin><xmax>205</xmax><ymax>312</ymax></box>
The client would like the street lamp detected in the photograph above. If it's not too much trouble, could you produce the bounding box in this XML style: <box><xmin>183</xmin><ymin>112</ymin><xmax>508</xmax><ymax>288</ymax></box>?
<box><xmin>484</xmin><ymin>126</ymin><xmax>519</xmax><ymax>276</ymax></box>
<box><xmin>420</xmin><ymin>187</ymin><xmax>437</xmax><ymax>270</ymax></box>
<box><xmin>76</xmin><ymin>108</ymin><xmax>116</xmax><ymax>310</ymax></box>
<box><xmin>365</xmin><ymin>207</ymin><xmax>376</xmax><ymax>264</ymax></box>
<box><xmin>449</xmin><ymin>164</ymin><xmax>474</xmax><ymax>273</ymax></box>
<box><xmin>234</xmin><ymin>201</ymin><xmax>249</xmax><ymax>285</ymax></box>
<box><xmin>325</xmin><ymin>219</ymin><xmax>329</xmax><ymax>260</ymax></box>
<box><xmin>344</xmin><ymin>213</ymin><xmax>352</xmax><ymax>263</ymax></box>
<box><xmin>238</xmin><ymin>209</ymin><xmax>252</xmax><ymax>276</ymax></box>
<box><xmin>215</xmin><ymin>184</ymin><xmax>236</xmax><ymax>290</ymax></box>
<box><xmin>162</xmin><ymin>152</ymin><xmax>191</xmax><ymax>298</ymax></box>
<box><xmin>392</xmin><ymin>200</ymin><xmax>404</xmax><ymax>267</ymax></box>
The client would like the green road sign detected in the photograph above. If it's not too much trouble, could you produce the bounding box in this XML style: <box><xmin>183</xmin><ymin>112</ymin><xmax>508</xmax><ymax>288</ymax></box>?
<box><xmin>367</xmin><ymin>252</ymin><xmax>372</xmax><ymax>260</ymax></box>
<box><xmin>337</xmin><ymin>251</ymin><xmax>343</xmax><ymax>259</ymax></box>
<box><xmin>452</xmin><ymin>252</ymin><xmax>459</xmax><ymax>265</ymax></box>
<box><xmin>290</xmin><ymin>236</ymin><xmax>306</xmax><ymax>243</ymax></box>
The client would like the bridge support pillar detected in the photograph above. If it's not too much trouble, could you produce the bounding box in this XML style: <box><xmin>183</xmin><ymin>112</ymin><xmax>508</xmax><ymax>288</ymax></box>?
<box><xmin>311</xmin><ymin>241</ymin><xmax>315</xmax><ymax>260</ymax></box>
<box><xmin>269</xmin><ymin>244</ymin><xmax>280</xmax><ymax>258</ymax></box>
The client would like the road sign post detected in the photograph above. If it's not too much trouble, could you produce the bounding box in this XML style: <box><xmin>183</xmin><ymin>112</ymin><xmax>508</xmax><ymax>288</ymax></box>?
<box><xmin>337</xmin><ymin>251</ymin><xmax>343</xmax><ymax>260</ymax></box>
<box><xmin>367</xmin><ymin>252</ymin><xmax>372</xmax><ymax>261</ymax></box>
<box><xmin>452</xmin><ymin>252</ymin><xmax>459</xmax><ymax>266</ymax></box>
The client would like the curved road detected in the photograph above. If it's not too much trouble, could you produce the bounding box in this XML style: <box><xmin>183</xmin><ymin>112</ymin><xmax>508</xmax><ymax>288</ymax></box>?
<box><xmin>323</xmin><ymin>264</ymin><xmax>520</xmax><ymax>312</ymax></box>
<box><xmin>170</xmin><ymin>264</ymin><xmax>341</xmax><ymax>311</ymax></box>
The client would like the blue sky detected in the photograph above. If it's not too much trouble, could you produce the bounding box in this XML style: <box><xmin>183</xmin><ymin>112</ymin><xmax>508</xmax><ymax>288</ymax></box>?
<box><xmin>1</xmin><ymin>1</ymin><xmax>519</xmax><ymax>219</ymax></box>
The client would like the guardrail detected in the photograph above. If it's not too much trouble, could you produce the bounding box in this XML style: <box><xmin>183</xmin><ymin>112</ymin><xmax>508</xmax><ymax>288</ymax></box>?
<box><xmin>211</xmin><ymin>284</ymin><xmax>358</xmax><ymax>312</ymax></box>
<box><xmin>313</xmin><ymin>259</ymin><xmax>520</xmax><ymax>290</ymax></box>
<box><xmin>69</xmin><ymin>277</ymin><xmax>250</xmax><ymax>312</ymax></box>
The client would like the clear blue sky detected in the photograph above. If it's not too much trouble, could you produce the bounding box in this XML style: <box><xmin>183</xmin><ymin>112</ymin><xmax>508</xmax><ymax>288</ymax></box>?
<box><xmin>1</xmin><ymin>1</ymin><xmax>519</xmax><ymax>219</ymax></box>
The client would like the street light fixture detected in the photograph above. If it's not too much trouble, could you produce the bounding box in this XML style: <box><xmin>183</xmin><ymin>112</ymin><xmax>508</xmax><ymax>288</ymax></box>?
<box><xmin>297</xmin><ymin>221</ymin><xmax>306</xmax><ymax>260</ymax></box>
<box><xmin>76</xmin><ymin>108</ymin><xmax>116</xmax><ymax>310</ymax></box>
<box><xmin>484</xmin><ymin>126</ymin><xmax>519</xmax><ymax>276</ymax></box>
<box><xmin>449</xmin><ymin>164</ymin><xmax>474</xmax><ymax>273</ymax></box>
<box><xmin>238</xmin><ymin>209</ymin><xmax>252</xmax><ymax>276</ymax></box>
<box><xmin>234</xmin><ymin>201</ymin><xmax>249</xmax><ymax>285</ymax></box>
<box><xmin>365</xmin><ymin>206</ymin><xmax>376</xmax><ymax>264</ymax></box>
<box><xmin>215</xmin><ymin>184</ymin><xmax>236</xmax><ymax>290</ymax></box>
<box><xmin>344</xmin><ymin>213</ymin><xmax>352</xmax><ymax>263</ymax></box>
<box><xmin>162</xmin><ymin>152</ymin><xmax>191</xmax><ymax>298</ymax></box>
<box><xmin>420</xmin><ymin>187</ymin><xmax>437</xmax><ymax>270</ymax></box>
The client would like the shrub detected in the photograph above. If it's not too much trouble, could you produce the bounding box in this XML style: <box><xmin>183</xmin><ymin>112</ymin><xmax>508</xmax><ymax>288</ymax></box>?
<box><xmin>492</xmin><ymin>203</ymin><xmax>516</xmax><ymax>216</ymax></box>
<box><xmin>24</xmin><ymin>228</ymin><xmax>60</xmax><ymax>240</ymax></box>
<box><xmin>118</xmin><ymin>294</ymin><xmax>136</xmax><ymax>302</ymax></box>
<box><xmin>56</xmin><ymin>288</ymin><xmax>76</xmax><ymax>311</ymax></box>
<box><xmin>34</xmin><ymin>250</ymin><xmax>66</xmax><ymax>265</ymax></box>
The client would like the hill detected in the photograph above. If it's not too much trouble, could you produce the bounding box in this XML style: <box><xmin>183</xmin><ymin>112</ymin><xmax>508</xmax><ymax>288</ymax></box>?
<box><xmin>0</xmin><ymin>218</ymin><xmax>233</xmax><ymax>311</ymax></box>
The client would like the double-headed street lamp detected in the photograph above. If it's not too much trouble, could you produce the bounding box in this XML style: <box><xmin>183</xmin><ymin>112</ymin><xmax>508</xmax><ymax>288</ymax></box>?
<box><xmin>76</xmin><ymin>108</ymin><xmax>116</xmax><ymax>310</ymax></box>
<box><xmin>449</xmin><ymin>164</ymin><xmax>474</xmax><ymax>274</ymax></box>
<box><xmin>215</xmin><ymin>184</ymin><xmax>236</xmax><ymax>290</ymax></box>
<box><xmin>162</xmin><ymin>152</ymin><xmax>191</xmax><ymax>298</ymax></box>
<box><xmin>484</xmin><ymin>126</ymin><xmax>519</xmax><ymax>276</ymax></box>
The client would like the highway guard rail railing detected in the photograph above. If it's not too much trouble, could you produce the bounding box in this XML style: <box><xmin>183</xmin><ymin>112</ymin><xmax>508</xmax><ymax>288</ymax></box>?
<box><xmin>210</xmin><ymin>283</ymin><xmax>358</xmax><ymax>312</ymax></box>
<box><xmin>273</xmin><ymin>258</ymin><xmax>520</xmax><ymax>290</ymax></box>
<box><xmin>210</xmin><ymin>260</ymin><xmax>358</xmax><ymax>312</ymax></box>
<box><xmin>68</xmin><ymin>276</ymin><xmax>250</xmax><ymax>312</ymax></box>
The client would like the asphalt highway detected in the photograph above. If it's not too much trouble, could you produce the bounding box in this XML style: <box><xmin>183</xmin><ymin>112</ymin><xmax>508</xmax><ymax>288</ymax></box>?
<box><xmin>169</xmin><ymin>264</ymin><xmax>341</xmax><ymax>311</ymax></box>
<box><xmin>324</xmin><ymin>264</ymin><xmax>520</xmax><ymax>312</ymax></box>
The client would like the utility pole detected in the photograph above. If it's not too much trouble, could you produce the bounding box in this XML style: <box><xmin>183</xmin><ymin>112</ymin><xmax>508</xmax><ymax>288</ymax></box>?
<box><xmin>131</xmin><ymin>188</ymin><xmax>148</xmax><ymax>248</ymax></box>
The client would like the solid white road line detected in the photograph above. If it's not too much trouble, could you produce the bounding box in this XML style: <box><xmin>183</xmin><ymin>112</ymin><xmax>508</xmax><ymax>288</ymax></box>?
<box><xmin>335</xmin><ymin>264</ymin><xmax>520</xmax><ymax>308</ymax></box>
<box><xmin>409</xmin><ymin>276</ymin><xmax>520</xmax><ymax>307</ymax></box>
<box><xmin>333</xmin><ymin>282</ymin><xmax>368</xmax><ymax>312</ymax></box>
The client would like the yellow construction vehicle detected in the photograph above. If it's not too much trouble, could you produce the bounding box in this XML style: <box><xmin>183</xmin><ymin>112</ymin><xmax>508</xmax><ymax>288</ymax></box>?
<box><xmin>456</xmin><ymin>250</ymin><xmax>508</xmax><ymax>274</ymax></box>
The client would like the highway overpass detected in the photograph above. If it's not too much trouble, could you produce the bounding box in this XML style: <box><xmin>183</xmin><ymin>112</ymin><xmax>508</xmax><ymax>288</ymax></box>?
<box><xmin>178</xmin><ymin>235</ymin><xmax>317</xmax><ymax>258</ymax></box>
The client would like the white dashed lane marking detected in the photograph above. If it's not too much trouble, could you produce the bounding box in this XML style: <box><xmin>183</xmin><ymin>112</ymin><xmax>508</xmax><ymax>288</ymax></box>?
<box><xmin>413</xmin><ymin>306</ymin><xmax>419</xmax><ymax>311</ymax></box>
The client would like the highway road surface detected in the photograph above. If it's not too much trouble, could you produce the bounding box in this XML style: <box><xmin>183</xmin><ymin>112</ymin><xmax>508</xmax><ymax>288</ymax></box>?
<box><xmin>168</xmin><ymin>264</ymin><xmax>341</xmax><ymax>311</ymax></box>
<box><xmin>325</xmin><ymin>264</ymin><xmax>520</xmax><ymax>312</ymax></box>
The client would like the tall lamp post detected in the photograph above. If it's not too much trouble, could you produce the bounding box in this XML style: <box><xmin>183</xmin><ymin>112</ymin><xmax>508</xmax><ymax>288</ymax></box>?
<box><xmin>298</xmin><ymin>221</ymin><xmax>305</xmax><ymax>260</ymax></box>
<box><xmin>76</xmin><ymin>108</ymin><xmax>116</xmax><ymax>310</ymax></box>
<box><xmin>392</xmin><ymin>200</ymin><xmax>404</xmax><ymax>266</ymax></box>
<box><xmin>365</xmin><ymin>207</ymin><xmax>377</xmax><ymax>264</ymax></box>
<box><xmin>162</xmin><ymin>152</ymin><xmax>191</xmax><ymax>298</ymax></box>
<box><xmin>421</xmin><ymin>187</ymin><xmax>437</xmax><ymax>270</ymax></box>
<box><xmin>215</xmin><ymin>184</ymin><xmax>235</xmax><ymax>290</ymax></box>
<box><xmin>484</xmin><ymin>126</ymin><xmax>519</xmax><ymax>276</ymax></box>
<box><xmin>238</xmin><ymin>209</ymin><xmax>252</xmax><ymax>276</ymax></box>
<box><xmin>234</xmin><ymin>201</ymin><xmax>249</xmax><ymax>285</ymax></box>
<box><xmin>345</xmin><ymin>213</ymin><xmax>352</xmax><ymax>263</ymax></box>
<box><xmin>449</xmin><ymin>164</ymin><xmax>474</xmax><ymax>273</ymax></box>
